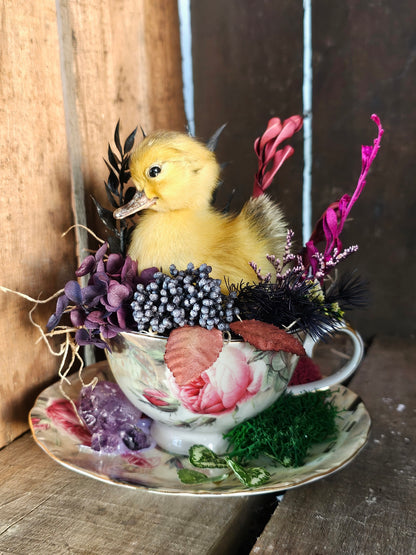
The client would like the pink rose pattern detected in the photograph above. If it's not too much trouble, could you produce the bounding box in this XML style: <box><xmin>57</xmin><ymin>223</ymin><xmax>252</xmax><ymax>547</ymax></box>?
<box><xmin>39</xmin><ymin>398</ymin><xmax>161</xmax><ymax>470</ymax></box>
<box><xmin>179</xmin><ymin>347</ymin><xmax>263</xmax><ymax>415</ymax></box>
<box><xmin>143</xmin><ymin>389</ymin><xmax>172</xmax><ymax>407</ymax></box>
<box><xmin>121</xmin><ymin>452</ymin><xmax>161</xmax><ymax>469</ymax></box>
<box><xmin>31</xmin><ymin>417</ymin><xmax>50</xmax><ymax>431</ymax></box>
<box><xmin>45</xmin><ymin>399</ymin><xmax>92</xmax><ymax>446</ymax></box>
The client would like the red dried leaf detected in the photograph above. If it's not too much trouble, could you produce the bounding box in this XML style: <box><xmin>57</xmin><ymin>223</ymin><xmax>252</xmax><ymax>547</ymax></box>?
<box><xmin>230</xmin><ymin>319</ymin><xmax>305</xmax><ymax>356</ymax></box>
<box><xmin>164</xmin><ymin>326</ymin><xmax>224</xmax><ymax>386</ymax></box>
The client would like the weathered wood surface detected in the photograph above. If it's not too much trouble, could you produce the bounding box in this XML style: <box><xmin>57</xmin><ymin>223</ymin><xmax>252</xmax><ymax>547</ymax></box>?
<box><xmin>0</xmin><ymin>338</ymin><xmax>414</xmax><ymax>554</ymax></box>
<box><xmin>60</xmin><ymin>0</ymin><xmax>186</xmax><ymax>241</ymax></box>
<box><xmin>310</xmin><ymin>1</ymin><xmax>416</xmax><ymax>339</ymax></box>
<box><xmin>191</xmin><ymin>0</ymin><xmax>304</xmax><ymax>240</ymax></box>
<box><xmin>0</xmin><ymin>0</ymin><xmax>76</xmax><ymax>447</ymax></box>
<box><xmin>0</xmin><ymin>433</ymin><xmax>263</xmax><ymax>555</ymax></box>
<box><xmin>0</xmin><ymin>0</ymin><xmax>185</xmax><ymax>447</ymax></box>
<box><xmin>251</xmin><ymin>337</ymin><xmax>416</xmax><ymax>554</ymax></box>
<box><xmin>191</xmin><ymin>1</ymin><xmax>416</xmax><ymax>339</ymax></box>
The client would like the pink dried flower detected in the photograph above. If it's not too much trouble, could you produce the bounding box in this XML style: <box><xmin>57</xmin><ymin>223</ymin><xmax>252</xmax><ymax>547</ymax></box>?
<box><xmin>253</xmin><ymin>115</ymin><xmax>303</xmax><ymax>197</ymax></box>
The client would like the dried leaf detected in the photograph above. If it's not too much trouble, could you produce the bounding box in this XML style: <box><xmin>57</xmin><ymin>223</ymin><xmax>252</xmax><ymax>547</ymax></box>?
<box><xmin>107</xmin><ymin>168</ymin><xmax>119</xmax><ymax>194</ymax></box>
<box><xmin>91</xmin><ymin>197</ymin><xmax>118</xmax><ymax>233</ymax></box>
<box><xmin>230</xmin><ymin>319</ymin><xmax>305</xmax><ymax>356</ymax></box>
<box><xmin>104</xmin><ymin>182</ymin><xmax>119</xmax><ymax>209</ymax></box>
<box><xmin>177</xmin><ymin>469</ymin><xmax>210</xmax><ymax>484</ymax></box>
<box><xmin>119</xmin><ymin>157</ymin><xmax>132</xmax><ymax>188</ymax></box>
<box><xmin>114</xmin><ymin>120</ymin><xmax>122</xmax><ymax>156</ymax></box>
<box><xmin>225</xmin><ymin>459</ymin><xmax>271</xmax><ymax>487</ymax></box>
<box><xmin>124</xmin><ymin>127</ymin><xmax>138</xmax><ymax>153</ymax></box>
<box><xmin>124</xmin><ymin>186</ymin><xmax>137</xmax><ymax>204</ymax></box>
<box><xmin>164</xmin><ymin>326</ymin><xmax>223</xmax><ymax>386</ymax></box>
<box><xmin>189</xmin><ymin>445</ymin><xmax>228</xmax><ymax>468</ymax></box>
<box><xmin>103</xmin><ymin>158</ymin><xmax>119</xmax><ymax>178</ymax></box>
<box><xmin>107</xmin><ymin>144</ymin><xmax>120</xmax><ymax>170</ymax></box>
<box><xmin>206</xmin><ymin>123</ymin><xmax>227</xmax><ymax>151</ymax></box>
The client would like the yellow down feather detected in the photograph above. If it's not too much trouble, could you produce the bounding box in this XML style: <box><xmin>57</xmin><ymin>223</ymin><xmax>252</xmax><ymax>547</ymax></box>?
<box><xmin>115</xmin><ymin>130</ymin><xmax>288</xmax><ymax>290</ymax></box>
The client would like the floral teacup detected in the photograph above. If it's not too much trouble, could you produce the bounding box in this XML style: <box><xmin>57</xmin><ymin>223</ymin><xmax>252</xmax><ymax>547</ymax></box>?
<box><xmin>106</xmin><ymin>323</ymin><xmax>363</xmax><ymax>455</ymax></box>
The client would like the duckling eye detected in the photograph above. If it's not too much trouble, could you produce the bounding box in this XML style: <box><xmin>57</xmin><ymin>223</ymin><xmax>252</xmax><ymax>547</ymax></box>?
<box><xmin>148</xmin><ymin>165</ymin><xmax>161</xmax><ymax>178</ymax></box>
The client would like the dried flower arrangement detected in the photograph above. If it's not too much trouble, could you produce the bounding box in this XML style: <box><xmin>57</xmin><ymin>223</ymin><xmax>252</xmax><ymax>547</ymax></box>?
<box><xmin>47</xmin><ymin>115</ymin><xmax>382</xmax><ymax>353</ymax></box>
<box><xmin>2</xmin><ymin>114</ymin><xmax>383</xmax><ymax>488</ymax></box>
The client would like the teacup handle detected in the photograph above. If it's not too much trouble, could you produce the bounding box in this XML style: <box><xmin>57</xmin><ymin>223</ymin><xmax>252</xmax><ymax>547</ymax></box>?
<box><xmin>287</xmin><ymin>322</ymin><xmax>364</xmax><ymax>394</ymax></box>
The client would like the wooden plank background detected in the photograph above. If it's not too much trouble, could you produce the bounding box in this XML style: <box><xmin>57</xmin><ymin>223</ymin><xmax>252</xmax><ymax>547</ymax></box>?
<box><xmin>1</xmin><ymin>0</ymin><xmax>414</xmax><ymax>448</ymax></box>
<box><xmin>0</xmin><ymin>1</ymin><xmax>77</xmax><ymax>449</ymax></box>
<box><xmin>0</xmin><ymin>0</ymin><xmax>185</xmax><ymax>447</ymax></box>
<box><xmin>192</xmin><ymin>0</ymin><xmax>304</xmax><ymax>241</ymax></box>
<box><xmin>191</xmin><ymin>0</ymin><xmax>416</xmax><ymax>339</ymax></box>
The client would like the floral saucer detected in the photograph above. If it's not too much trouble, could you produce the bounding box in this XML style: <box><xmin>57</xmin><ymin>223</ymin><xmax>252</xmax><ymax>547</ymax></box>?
<box><xmin>29</xmin><ymin>362</ymin><xmax>370</xmax><ymax>497</ymax></box>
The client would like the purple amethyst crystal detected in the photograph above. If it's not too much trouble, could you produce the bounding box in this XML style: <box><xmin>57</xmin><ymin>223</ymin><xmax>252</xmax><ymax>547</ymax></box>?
<box><xmin>78</xmin><ymin>381</ymin><xmax>154</xmax><ymax>454</ymax></box>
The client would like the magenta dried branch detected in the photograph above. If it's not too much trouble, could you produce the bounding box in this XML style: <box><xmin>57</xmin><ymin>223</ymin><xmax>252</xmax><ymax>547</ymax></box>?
<box><xmin>303</xmin><ymin>114</ymin><xmax>384</xmax><ymax>279</ymax></box>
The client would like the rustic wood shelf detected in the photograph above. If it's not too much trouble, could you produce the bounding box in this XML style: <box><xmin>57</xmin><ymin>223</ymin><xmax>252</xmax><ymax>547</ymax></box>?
<box><xmin>1</xmin><ymin>337</ymin><xmax>415</xmax><ymax>554</ymax></box>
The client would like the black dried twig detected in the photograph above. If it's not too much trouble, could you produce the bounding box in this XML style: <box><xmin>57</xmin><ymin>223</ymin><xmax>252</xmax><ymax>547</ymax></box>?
<box><xmin>93</xmin><ymin>121</ymin><xmax>138</xmax><ymax>255</ymax></box>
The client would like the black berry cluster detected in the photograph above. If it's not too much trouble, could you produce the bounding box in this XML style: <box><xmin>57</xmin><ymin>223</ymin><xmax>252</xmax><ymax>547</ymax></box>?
<box><xmin>131</xmin><ymin>263</ymin><xmax>239</xmax><ymax>335</ymax></box>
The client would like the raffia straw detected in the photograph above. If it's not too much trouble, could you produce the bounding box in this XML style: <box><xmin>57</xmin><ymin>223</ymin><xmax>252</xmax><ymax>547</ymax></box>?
<box><xmin>0</xmin><ymin>285</ymin><xmax>94</xmax><ymax>427</ymax></box>
<box><xmin>284</xmin><ymin>319</ymin><xmax>301</xmax><ymax>332</ymax></box>
<box><xmin>61</xmin><ymin>224</ymin><xmax>105</xmax><ymax>245</ymax></box>
<box><xmin>0</xmin><ymin>286</ymin><xmax>64</xmax><ymax>304</ymax></box>
<box><xmin>0</xmin><ymin>287</ymin><xmax>67</xmax><ymax>356</ymax></box>
<box><xmin>55</xmin><ymin>335</ymin><xmax>93</xmax><ymax>428</ymax></box>
<box><xmin>223</xmin><ymin>330</ymin><xmax>232</xmax><ymax>344</ymax></box>
<box><xmin>1</xmin><ymin>224</ymin><xmax>106</xmax><ymax>429</ymax></box>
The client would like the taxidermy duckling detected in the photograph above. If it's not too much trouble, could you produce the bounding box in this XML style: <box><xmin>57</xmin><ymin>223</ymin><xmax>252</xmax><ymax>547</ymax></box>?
<box><xmin>113</xmin><ymin>130</ymin><xmax>289</xmax><ymax>290</ymax></box>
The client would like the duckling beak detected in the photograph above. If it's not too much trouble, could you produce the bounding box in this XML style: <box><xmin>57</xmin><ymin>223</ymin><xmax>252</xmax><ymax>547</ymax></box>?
<box><xmin>113</xmin><ymin>190</ymin><xmax>157</xmax><ymax>219</ymax></box>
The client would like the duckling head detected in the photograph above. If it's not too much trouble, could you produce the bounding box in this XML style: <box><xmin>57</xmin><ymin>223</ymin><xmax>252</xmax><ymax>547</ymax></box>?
<box><xmin>114</xmin><ymin>131</ymin><xmax>220</xmax><ymax>219</ymax></box>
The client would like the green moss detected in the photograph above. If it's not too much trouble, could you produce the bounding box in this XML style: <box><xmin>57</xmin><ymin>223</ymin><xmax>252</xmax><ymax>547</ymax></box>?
<box><xmin>224</xmin><ymin>389</ymin><xmax>339</xmax><ymax>468</ymax></box>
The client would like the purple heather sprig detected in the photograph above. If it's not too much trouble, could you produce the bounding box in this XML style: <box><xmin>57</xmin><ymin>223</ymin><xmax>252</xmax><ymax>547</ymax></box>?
<box><xmin>249</xmin><ymin>227</ymin><xmax>362</xmax><ymax>298</ymax></box>
<box><xmin>250</xmin><ymin>229</ymin><xmax>301</xmax><ymax>283</ymax></box>
<box><xmin>242</xmin><ymin>227</ymin><xmax>363</xmax><ymax>338</ymax></box>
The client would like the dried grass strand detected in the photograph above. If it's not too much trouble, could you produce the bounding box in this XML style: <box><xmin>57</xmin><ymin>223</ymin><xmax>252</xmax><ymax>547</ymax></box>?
<box><xmin>0</xmin><ymin>284</ymin><xmax>96</xmax><ymax>416</ymax></box>
<box><xmin>61</xmin><ymin>224</ymin><xmax>105</xmax><ymax>245</ymax></box>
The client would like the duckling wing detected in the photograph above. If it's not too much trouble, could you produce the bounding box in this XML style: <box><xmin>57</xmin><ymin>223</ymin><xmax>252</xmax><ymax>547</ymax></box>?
<box><xmin>202</xmin><ymin>196</ymin><xmax>288</xmax><ymax>288</ymax></box>
<box><xmin>240</xmin><ymin>195</ymin><xmax>288</xmax><ymax>259</ymax></box>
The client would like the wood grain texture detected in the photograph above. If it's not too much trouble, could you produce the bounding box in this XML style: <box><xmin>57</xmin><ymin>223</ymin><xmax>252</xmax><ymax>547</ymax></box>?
<box><xmin>191</xmin><ymin>0</ymin><xmax>304</xmax><ymax>241</ymax></box>
<box><xmin>0</xmin><ymin>434</ymin><xmax>261</xmax><ymax>555</ymax></box>
<box><xmin>311</xmin><ymin>1</ymin><xmax>416</xmax><ymax>338</ymax></box>
<box><xmin>251</xmin><ymin>337</ymin><xmax>416</xmax><ymax>554</ymax></box>
<box><xmin>191</xmin><ymin>1</ymin><xmax>416</xmax><ymax>339</ymax></box>
<box><xmin>0</xmin><ymin>0</ymin><xmax>186</xmax><ymax>446</ymax></box>
<box><xmin>0</xmin><ymin>1</ymin><xmax>76</xmax><ymax>447</ymax></box>
<box><xmin>61</xmin><ymin>0</ymin><xmax>186</xmax><ymax>243</ymax></box>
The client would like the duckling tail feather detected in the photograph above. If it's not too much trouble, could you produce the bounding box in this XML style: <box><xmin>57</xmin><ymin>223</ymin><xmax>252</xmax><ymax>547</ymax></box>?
<box><xmin>241</xmin><ymin>195</ymin><xmax>288</xmax><ymax>258</ymax></box>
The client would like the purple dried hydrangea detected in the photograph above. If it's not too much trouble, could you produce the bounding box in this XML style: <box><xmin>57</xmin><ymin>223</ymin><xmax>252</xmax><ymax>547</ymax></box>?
<box><xmin>46</xmin><ymin>241</ymin><xmax>157</xmax><ymax>349</ymax></box>
<box><xmin>78</xmin><ymin>381</ymin><xmax>155</xmax><ymax>454</ymax></box>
